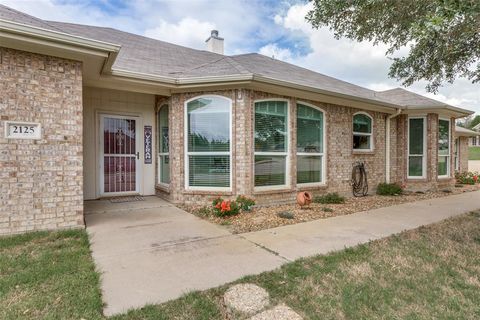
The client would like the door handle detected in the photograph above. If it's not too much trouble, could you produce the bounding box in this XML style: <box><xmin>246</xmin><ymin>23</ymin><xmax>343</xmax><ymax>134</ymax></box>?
<box><xmin>136</xmin><ymin>152</ymin><xmax>140</xmax><ymax>160</ymax></box>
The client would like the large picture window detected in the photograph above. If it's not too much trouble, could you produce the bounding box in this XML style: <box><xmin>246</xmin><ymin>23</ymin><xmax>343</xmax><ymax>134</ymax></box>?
<box><xmin>297</xmin><ymin>103</ymin><xmax>325</xmax><ymax>184</ymax></box>
<box><xmin>353</xmin><ymin>112</ymin><xmax>373</xmax><ymax>151</ymax></box>
<box><xmin>185</xmin><ymin>96</ymin><xmax>231</xmax><ymax>189</ymax></box>
<box><xmin>438</xmin><ymin>118</ymin><xmax>451</xmax><ymax>177</ymax></box>
<box><xmin>157</xmin><ymin>104</ymin><xmax>170</xmax><ymax>185</ymax></box>
<box><xmin>254</xmin><ymin>100</ymin><xmax>288</xmax><ymax>188</ymax></box>
<box><xmin>408</xmin><ymin>117</ymin><xmax>426</xmax><ymax>178</ymax></box>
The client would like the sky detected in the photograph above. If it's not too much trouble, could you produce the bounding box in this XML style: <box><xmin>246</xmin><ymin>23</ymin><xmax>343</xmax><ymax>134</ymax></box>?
<box><xmin>2</xmin><ymin>0</ymin><xmax>479</xmax><ymax>116</ymax></box>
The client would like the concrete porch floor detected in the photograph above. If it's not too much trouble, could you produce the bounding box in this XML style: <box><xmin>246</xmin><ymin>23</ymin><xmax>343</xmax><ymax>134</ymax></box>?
<box><xmin>85</xmin><ymin>196</ymin><xmax>286</xmax><ymax>316</ymax></box>
<box><xmin>85</xmin><ymin>192</ymin><xmax>480</xmax><ymax>316</ymax></box>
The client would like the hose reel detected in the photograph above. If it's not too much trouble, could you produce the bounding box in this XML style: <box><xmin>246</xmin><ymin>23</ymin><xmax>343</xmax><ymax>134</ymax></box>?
<box><xmin>351</xmin><ymin>161</ymin><xmax>368</xmax><ymax>197</ymax></box>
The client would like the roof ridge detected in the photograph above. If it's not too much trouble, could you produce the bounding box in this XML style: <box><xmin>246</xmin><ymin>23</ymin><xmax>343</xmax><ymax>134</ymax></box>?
<box><xmin>47</xmin><ymin>20</ymin><xmax>225</xmax><ymax>58</ymax></box>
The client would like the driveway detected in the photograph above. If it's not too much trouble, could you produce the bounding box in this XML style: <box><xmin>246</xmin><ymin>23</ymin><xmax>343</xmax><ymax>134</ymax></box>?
<box><xmin>85</xmin><ymin>197</ymin><xmax>285</xmax><ymax>316</ymax></box>
<box><xmin>86</xmin><ymin>191</ymin><xmax>480</xmax><ymax>316</ymax></box>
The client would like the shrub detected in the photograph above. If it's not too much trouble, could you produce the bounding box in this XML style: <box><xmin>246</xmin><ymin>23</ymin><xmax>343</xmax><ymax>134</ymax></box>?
<box><xmin>455</xmin><ymin>171</ymin><xmax>479</xmax><ymax>185</ymax></box>
<box><xmin>322</xmin><ymin>207</ymin><xmax>334</xmax><ymax>212</ymax></box>
<box><xmin>376</xmin><ymin>183</ymin><xmax>403</xmax><ymax>196</ymax></box>
<box><xmin>195</xmin><ymin>206</ymin><xmax>212</xmax><ymax>217</ymax></box>
<box><xmin>212</xmin><ymin>197</ymin><xmax>240</xmax><ymax>217</ymax></box>
<box><xmin>313</xmin><ymin>193</ymin><xmax>345</xmax><ymax>204</ymax></box>
<box><xmin>236</xmin><ymin>195</ymin><xmax>255</xmax><ymax>211</ymax></box>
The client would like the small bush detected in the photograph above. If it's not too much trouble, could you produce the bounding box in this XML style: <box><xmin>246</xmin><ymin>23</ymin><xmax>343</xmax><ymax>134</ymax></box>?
<box><xmin>236</xmin><ymin>195</ymin><xmax>255</xmax><ymax>211</ymax></box>
<box><xmin>322</xmin><ymin>207</ymin><xmax>334</xmax><ymax>212</ymax></box>
<box><xmin>212</xmin><ymin>197</ymin><xmax>240</xmax><ymax>217</ymax></box>
<box><xmin>313</xmin><ymin>193</ymin><xmax>345</xmax><ymax>204</ymax></box>
<box><xmin>376</xmin><ymin>183</ymin><xmax>403</xmax><ymax>196</ymax></box>
<box><xmin>455</xmin><ymin>171</ymin><xmax>479</xmax><ymax>185</ymax></box>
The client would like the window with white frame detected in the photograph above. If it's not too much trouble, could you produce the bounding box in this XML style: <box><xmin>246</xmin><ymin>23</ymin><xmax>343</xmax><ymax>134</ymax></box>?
<box><xmin>297</xmin><ymin>103</ymin><xmax>324</xmax><ymax>184</ymax></box>
<box><xmin>408</xmin><ymin>117</ymin><xmax>426</xmax><ymax>178</ymax></box>
<box><xmin>454</xmin><ymin>138</ymin><xmax>459</xmax><ymax>171</ymax></box>
<box><xmin>438</xmin><ymin>118</ymin><xmax>451</xmax><ymax>177</ymax></box>
<box><xmin>254</xmin><ymin>100</ymin><xmax>288</xmax><ymax>188</ymax></box>
<box><xmin>157</xmin><ymin>104</ymin><xmax>170</xmax><ymax>185</ymax></box>
<box><xmin>185</xmin><ymin>96</ymin><xmax>231</xmax><ymax>189</ymax></box>
<box><xmin>353</xmin><ymin>113</ymin><xmax>373</xmax><ymax>150</ymax></box>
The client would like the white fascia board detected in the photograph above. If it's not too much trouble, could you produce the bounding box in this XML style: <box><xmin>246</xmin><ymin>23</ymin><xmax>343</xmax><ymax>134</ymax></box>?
<box><xmin>0</xmin><ymin>19</ymin><xmax>121</xmax><ymax>54</ymax></box>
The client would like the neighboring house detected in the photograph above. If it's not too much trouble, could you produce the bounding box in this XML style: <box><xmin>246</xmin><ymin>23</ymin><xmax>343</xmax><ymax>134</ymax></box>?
<box><xmin>455</xmin><ymin>126</ymin><xmax>478</xmax><ymax>170</ymax></box>
<box><xmin>0</xmin><ymin>5</ymin><xmax>475</xmax><ymax>235</ymax></box>
<box><xmin>468</xmin><ymin>123</ymin><xmax>480</xmax><ymax>146</ymax></box>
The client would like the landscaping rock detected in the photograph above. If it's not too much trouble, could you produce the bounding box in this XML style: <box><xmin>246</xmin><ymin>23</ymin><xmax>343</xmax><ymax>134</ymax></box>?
<box><xmin>249</xmin><ymin>304</ymin><xmax>303</xmax><ymax>320</ymax></box>
<box><xmin>224</xmin><ymin>283</ymin><xmax>270</xmax><ymax>315</ymax></box>
<box><xmin>277</xmin><ymin>211</ymin><xmax>294</xmax><ymax>219</ymax></box>
<box><xmin>441</xmin><ymin>188</ymin><xmax>452</xmax><ymax>193</ymax></box>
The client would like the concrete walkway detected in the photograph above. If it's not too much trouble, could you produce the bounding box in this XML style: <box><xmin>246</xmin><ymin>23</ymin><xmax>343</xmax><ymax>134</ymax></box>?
<box><xmin>85</xmin><ymin>197</ymin><xmax>285</xmax><ymax>316</ymax></box>
<box><xmin>86</xmin><ymin>191</ymin><xmax>480</xmax><ymax>316</ymax></box>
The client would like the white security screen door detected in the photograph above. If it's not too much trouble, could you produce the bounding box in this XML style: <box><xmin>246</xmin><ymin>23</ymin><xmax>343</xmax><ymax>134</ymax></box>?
<box><xmin>100</xmin><ymin>114</ymin><xmax>140</xmax><ymax>195</ymax></box>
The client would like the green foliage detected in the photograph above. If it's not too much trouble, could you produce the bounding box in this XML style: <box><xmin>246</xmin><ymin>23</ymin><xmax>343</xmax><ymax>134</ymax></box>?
<box><xmin>306</xmin><ymin>0</ymin><xmax>480</xmax><ymax>92</ymax></box>
<box><xmin>469</xmin><ymin>147</ymin><xmax>480</xmax><ymax>160</ymax></box>
<box><xmin>322</xmin><ymin>207</ymin><xmax>334</xmax><ymax>212</ymax></box>
<box><xmin>236</xmin><ymin>195</ymin><xmax>256</xmax><ymax>211</ymax></box>
<box><xmin>468</xmin><ymin>115</ymin><xmax>480</xmax><ymax>129</ymax></box>
<box><xmin>313</xmin><ymin>193</ymin><xmax>345</xmax><ymax>204</ymax></box>
<box><xmin>195</xmin><ymin>206</ymin><xmax>212</xmax><ymax>217</ymax></box>
<box><xmin>376</xmin><ymin>183</ymin><xmax>403</xmax><ymax>196</ymax></box>
<box><xmin>212</xmin><ymin>197</ymin><xmax>240</xmax><ymax>217</ymax></box>
<box><xmin>455</xmin><ymin>171</ymin><xmax>479</xmax><ymax>185</ymax></box>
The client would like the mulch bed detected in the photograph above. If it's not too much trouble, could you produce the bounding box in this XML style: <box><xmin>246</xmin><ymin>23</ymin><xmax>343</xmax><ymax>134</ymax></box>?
<box><xmin>181</xmin><ymin>184</ymin><xmax>480</xmax><ymax>234</ymax></box>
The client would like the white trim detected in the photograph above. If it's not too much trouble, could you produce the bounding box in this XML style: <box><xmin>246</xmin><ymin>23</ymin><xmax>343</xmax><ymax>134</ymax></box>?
<box><xmin>296</xmin><ymin>101</ymin><xmax>327</xmax><ymax>186</ymax></box>
<box><xmin>157</xmin><ymin>104</ymin><xmax>170</xmax><ymax>185</ymax></box>
<box><xmin>98</xmin><ymin>113</ymin><xmax>141</xmax><ymax>196</ymax></box>
<box><xmin>438</xmin><ymin>118</ymin><xmax>451</xmax><ymax>178</ymax></box>
<box><xmin>184</xmin><ymin>95</ymin><xmax>232</xmax><ymax>191</ymax></box>
<box><xmin>407</xmin><ymin>116</ymin><xmax>427</xmax><ymax>179</ymax></box>
<box><xmin>352</xmin><ymin>111</ymin><xmax>374</xmax><ymax>152</ymax></box>
<box><xmin>253</xmin><ymin>98</ymin><xmax>291</xmax><ymax>191</ymax></box>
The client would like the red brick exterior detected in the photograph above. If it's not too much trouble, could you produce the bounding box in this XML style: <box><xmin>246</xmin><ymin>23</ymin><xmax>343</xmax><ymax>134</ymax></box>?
<box><xmin>0</xmin><ymin>48</ymin><xmax>83</xmax><ymax>235</ymax></box>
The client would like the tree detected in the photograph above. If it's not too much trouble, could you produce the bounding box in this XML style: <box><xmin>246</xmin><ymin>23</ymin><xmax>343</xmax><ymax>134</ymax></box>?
<box><xmin>306</xmin><ymin>0</ymin><xmax>480</xmax><ymax>93</ymax></box>
<box><xmin>470</xmin><ymin>115</ymin><xmax>480</xmax><ymax>129</ymax></box>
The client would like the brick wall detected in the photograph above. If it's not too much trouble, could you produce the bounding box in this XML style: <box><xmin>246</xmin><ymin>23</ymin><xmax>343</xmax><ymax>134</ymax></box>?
<box><xmin>0</xmin><ymin>48</ymin><xmax>83</xmax><ymax>235</ymax></box>
<box><xmin>458</xmin><ymin>136</ymin><xmax>469</xmax><ymax>173</ymax></box>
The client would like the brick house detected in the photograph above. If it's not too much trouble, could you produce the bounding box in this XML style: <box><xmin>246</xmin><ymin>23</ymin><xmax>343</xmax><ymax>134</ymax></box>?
<box><xmin>0</xmin><ymin>5</ymin><xmax>475</xmax><ymax>235</ymax></box>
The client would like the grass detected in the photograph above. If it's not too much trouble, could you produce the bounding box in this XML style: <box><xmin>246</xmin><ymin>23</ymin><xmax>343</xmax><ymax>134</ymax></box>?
<box><xmin>2</xmin><ymin>213</ymin><xmax>480</xmax><ymax>319</ymax></box>
<box><xmin>469</xmin><ymin>146</ymin><xmax>480</xmax><ymax>160</ymax></box>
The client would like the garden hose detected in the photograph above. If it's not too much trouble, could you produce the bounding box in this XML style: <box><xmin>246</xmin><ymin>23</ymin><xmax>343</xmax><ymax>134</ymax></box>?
<box><xmin>351</xmin><ymin>161</ymin><xmax>368</xmax><ymax>197</ymax></box>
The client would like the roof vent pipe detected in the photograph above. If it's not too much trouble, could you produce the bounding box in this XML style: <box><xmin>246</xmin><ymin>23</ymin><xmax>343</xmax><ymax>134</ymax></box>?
<box><xmin>205</xmin><ymin>30</ymin><xmax>224</xmax><ymax>55</ymax></box>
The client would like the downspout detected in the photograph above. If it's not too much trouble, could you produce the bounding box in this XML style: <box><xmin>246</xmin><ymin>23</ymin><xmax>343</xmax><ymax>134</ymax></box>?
<box><xmin>386</xmin><ymin>108</ymin><xmax>402</xmax><ymax>183</ymax></box>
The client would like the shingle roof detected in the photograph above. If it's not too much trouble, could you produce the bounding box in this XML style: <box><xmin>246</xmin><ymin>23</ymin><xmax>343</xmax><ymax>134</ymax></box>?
<box><xmin>455</xmin><ymin>126</ymin><xmax>479</xmax><ymax>137</ymax></box>
<box><xmin>0</xmin><ymin>4</ymin><xmax>62</xmax><ymax>32</ymax></box>
<box><xmin>0</xmin><ymin>4</ymin><xmax>473</xmax><ymax>115</ymax></box>
<box><xmin>375</xmin><ymin>88</ymin><xmax>450</xmax><ymax>108</ymax></box>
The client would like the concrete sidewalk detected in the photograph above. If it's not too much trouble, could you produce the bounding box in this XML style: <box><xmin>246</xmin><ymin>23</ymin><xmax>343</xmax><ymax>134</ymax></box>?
<box><xmin>86</xmin><ymin>191</ymin><xmax>480</xmax><ymax>316</ymax></box>
<box><xmin>243</xmin><ymin>190</ymin><xmax>480</xmax><ymax>261</ymax></box>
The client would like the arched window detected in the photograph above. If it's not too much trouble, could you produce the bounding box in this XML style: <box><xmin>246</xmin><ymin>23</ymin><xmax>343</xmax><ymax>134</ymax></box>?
<box><xmin>185</xmin><ymin>96</ymin><xmax>231</xmax><ymax>189</ymax></box>
<box><xmin>297</xmin><ymin>103</ymin><xmax>325</xmax><ymax>184</ymax></box>
<box><xmin>157</xmin><ymin>104</ymin><xmax>170</xmax><ymax>185</ymax></box>
<box><xmin>254</xmin><ymin>100</ymin><xmax>289</xmax><ymax>188</ymax></box>
<box><xmin>353</xmin><ymin>112</ymin><xmax>373</xmax><ymax>151</ymax></box>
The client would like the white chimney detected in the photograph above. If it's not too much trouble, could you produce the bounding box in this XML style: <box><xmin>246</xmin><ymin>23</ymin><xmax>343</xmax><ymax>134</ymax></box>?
<box><xmin>205</xmin><ymin>30</ymin><xmax>224</xmax><ymax>55</ymax></box>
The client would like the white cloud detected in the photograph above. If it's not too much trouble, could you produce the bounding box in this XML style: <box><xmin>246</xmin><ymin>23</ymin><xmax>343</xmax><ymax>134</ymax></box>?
<box><xmin>270</xmin><ymin>2</ymin><xmax>480</xmax><ymax>115</ymax></box>
<box><xmin>145</xmin><ymin>18</ymin><xmax>215</xmax><ymax>49</ymax></box>
<box><xmin>259</xmin><ymin>43</ymin><xmax>293</xmax><ymax>61</ymax></box>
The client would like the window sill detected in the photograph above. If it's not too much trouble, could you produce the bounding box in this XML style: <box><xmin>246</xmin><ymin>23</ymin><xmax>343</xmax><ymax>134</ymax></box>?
<box><xmin>155</xmin><ymin>184</ymin><xmax>170</xmax><ymax>193</ymax></box>
<box><xmin>297</xmin><ymin>183</ymin><xmax>328</xmax><ymax>191</ymax></box>
<box><xmin>352</xmin><ymin>150</ymin><xmax>375</xmax><ymax>155</ymax></box>
<box><xmin>406</xmin><ymin>178</ymin><xmax>427</xmax><ymax>182</ymax></box>
<box><xmin>253</xmin><ymin>187</ymin><xmax>293</xmax><ymax>195</ymax></box>
<box><xmin>183</xmin><ymin>189</ymin><xmax>233</xmax><ymax>196</ymax></box>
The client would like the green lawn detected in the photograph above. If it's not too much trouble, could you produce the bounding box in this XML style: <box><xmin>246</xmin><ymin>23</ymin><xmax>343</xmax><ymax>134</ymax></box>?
<box><xmin>2</xmin><ymin>213</ymin><xmax>480</xmax><ymax>319</ymax></box>
<box><xmin>469</xmin><ymin>146</ymin><xmax>480</xmax><ymax>160</ymax></box>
